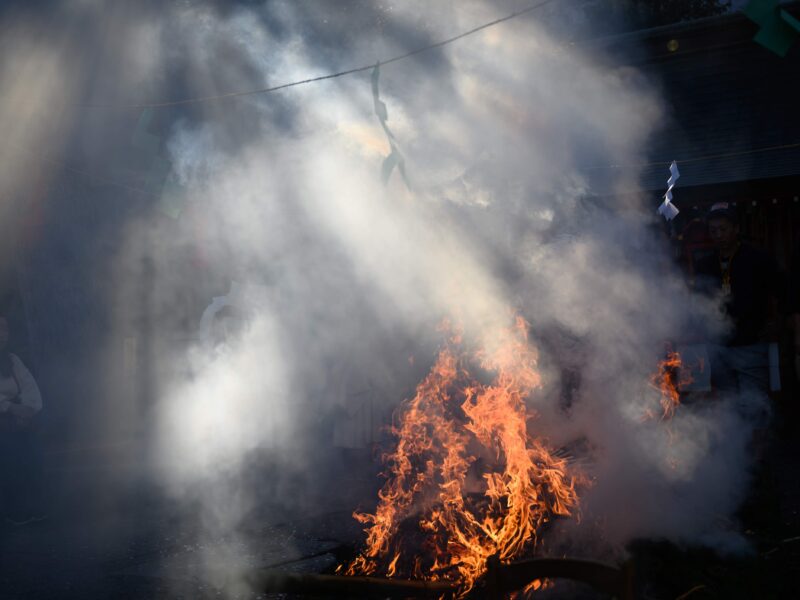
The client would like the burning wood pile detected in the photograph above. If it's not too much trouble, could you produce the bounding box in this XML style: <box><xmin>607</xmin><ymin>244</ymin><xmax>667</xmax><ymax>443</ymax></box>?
<box><xmin>336</xmin><ymin>316</ymin><xmax>588</xmax><ymax>597</ymax></box>
<box><xmin>255</xmin><ymin>317</ymin><xmax>688</xmax><ymax>598</ymax></box>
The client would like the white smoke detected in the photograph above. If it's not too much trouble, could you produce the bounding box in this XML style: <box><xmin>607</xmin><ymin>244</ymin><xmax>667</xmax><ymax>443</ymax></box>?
<box><xmin>141</xmin><ymin>0</ymin><xmax>761</xmax><ymax>571</ymax></box>
<box><xmin>1</xmin><ymin>0</ymin><xmax>764</xmax><ymax>594</ymax></box>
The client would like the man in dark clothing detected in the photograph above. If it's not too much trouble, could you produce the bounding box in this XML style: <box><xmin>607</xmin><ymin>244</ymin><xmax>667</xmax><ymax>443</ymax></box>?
<box><xmin>694</xmin><ymin>203</ymin><xmax>781</xmax><ymax>346</ymax></box>
<box><xmin>693</xmin><ymin>202</ymin><xmax>782</xmax><ymax>423</ymax></box>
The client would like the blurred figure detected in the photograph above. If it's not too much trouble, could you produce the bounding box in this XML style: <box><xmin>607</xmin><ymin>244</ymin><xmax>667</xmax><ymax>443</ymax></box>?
<box><xmin>693</xmin><ymin>202</ymin><xmax>782</xmax><ymax>425</ymax></box>
<box><xmin>0</xmin><ymin>314</ymin><xmax>44</xmax><ymax>525</ymax></box>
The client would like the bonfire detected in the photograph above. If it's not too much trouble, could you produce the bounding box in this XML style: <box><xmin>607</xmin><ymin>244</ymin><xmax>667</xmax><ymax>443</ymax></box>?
<box><xmin>341</xmin><ymin>316</ymin><xmax>582</xmax><ymax>596</ymax></box>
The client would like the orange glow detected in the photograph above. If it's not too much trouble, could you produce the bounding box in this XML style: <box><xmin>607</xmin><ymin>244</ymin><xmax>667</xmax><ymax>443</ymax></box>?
<box><xmin>343</xmin><ymin>316</ymin><xmax>582</xmax><ymax>596</ymax></box>
<box><xmin>649</xmin><ymin>350</ymin><xmax>692</xmax><ymax>420</ymax></box>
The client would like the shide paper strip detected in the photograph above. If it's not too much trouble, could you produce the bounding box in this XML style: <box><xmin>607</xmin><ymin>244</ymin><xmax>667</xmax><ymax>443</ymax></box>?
<box><xmin>657</xmin><ymin>160</ymin><xmax>680</xmax><ymax>221</ymax></box>
<box><xmin>133</xmin><ymin>108</ymin><xmax>183</xmax><ymax>218</ymax></box>
<box><xmin>371</xmin><ymin>63</ymin><xmax>411</xmax><ymax>189</ymax></box>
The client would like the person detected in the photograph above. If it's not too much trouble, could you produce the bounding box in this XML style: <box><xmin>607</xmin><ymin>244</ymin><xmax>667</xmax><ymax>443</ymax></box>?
<box><xmin>692</xmin><ymin>202</ymin><xmax>782</xmax><ymax>424</ymax></box>
<box><xmin>0</xmin><ymin>314</ymin><xmax>44</xmax><ymax>525</ymax></box>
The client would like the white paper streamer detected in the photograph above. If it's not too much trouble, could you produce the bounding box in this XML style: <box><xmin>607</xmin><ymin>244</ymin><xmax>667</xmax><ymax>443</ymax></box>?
<box><xmin>657</xmin><ymin>160</ymin><xmax>680</xmax><ymax>221</ymax></box>
<box><xmin>372</xmin><ymin>63</ymin><xmax>411</xmax><ymax>189</ymax></box>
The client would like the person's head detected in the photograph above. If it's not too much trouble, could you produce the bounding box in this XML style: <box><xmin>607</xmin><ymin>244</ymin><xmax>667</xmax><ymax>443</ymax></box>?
<box><xmin>706</xmin><ymin>202</ymin><xmax>738</xmax><ymax>253</ymax></box>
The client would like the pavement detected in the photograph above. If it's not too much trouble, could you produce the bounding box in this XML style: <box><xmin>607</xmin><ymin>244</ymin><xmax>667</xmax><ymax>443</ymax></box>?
<box><xmin>0</xmin><ymin>446</ymin><xmax>374</xmax><ymax>599</ymax></box>
<box><xmin>1</xmin><ymin>425</ymin><xmax>798</xmax><ymax>600</ymax></box>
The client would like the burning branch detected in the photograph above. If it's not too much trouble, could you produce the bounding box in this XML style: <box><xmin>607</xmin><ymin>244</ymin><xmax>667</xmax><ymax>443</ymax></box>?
<box><xmin>342</xmin><ymin>316</ymin><xmax>583</xmax><ymax>596</ymax></box>
<box><xmin>648</xmin><ymin>349</ymin><xmax>692</xmax><ymax>420</ymax></box>
<box><xmin>251</xmin><ymin>557</ymin><xmax>633</xmax><ymax>599</ymax></box>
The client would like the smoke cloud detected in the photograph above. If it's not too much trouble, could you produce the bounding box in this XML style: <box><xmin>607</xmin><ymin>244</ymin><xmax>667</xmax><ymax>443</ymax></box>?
<box><xmin>3</xmin><ymin>0</ymin><xmax>760</xmax><ymax>594</ymax></box>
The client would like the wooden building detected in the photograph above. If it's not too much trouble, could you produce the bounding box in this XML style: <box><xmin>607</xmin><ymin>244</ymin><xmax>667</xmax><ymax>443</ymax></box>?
<box><xmin>585</xmin><ymin>3</ymin><xmax>800</xmax><ymax>271</ymax></box>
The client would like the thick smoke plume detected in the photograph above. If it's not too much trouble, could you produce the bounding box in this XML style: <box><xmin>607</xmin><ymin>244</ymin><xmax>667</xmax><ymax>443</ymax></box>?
<box><xmin>2</xmin><ymin>0</ymin><xmax>760</xmax><ymax>594</ymax></box>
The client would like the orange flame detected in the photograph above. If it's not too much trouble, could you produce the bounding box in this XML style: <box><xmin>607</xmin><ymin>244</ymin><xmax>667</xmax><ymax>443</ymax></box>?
<box><xmin>507</xmin><ymin>578</ymin><xmax>549</xmax><ymax>600</ymax></box>
<box><xmin>343</xmin><ymin>316</ymin><xmax>581</xmax><ymax>595</ymax></box>
<box><xmin>649</xmin><ymin>350</ymin><xmax>692</xmax><ymax>420</ymax></box>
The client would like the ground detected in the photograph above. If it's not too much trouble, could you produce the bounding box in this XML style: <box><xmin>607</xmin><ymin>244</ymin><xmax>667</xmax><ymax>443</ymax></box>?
<box><xmin>1</xmin><ymin>414</ymin><xmax>798</xmax><ymax>599</ymax></box>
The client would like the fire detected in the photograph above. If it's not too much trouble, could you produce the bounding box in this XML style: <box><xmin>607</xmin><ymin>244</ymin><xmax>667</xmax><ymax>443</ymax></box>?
<box><xmin>649</xmin><ymin>350</ymin><xmax>692</xmax><ymax>419</ymax></box>
<box><xmin>342</xmin><ymin>316</ymin><xmax>581</xmax><ymax>595</ymax></box>
<box><xmin>520</xmin><ymin>578</ymin><xmax>549</xmax><ymax>595</ymax></box>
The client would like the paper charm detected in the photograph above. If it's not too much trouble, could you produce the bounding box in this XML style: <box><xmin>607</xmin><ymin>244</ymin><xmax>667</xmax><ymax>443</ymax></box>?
<box><xmin>657</xmin><ymin>161</ymin><xmax>680</xmax><ymax>221</ymax></box>
<box><xmin>133</xmin><ymin>108</ymin><xmax>184</xmax><ymax>218</ymax></box>
<box><xmin>371</xmin><ymin>63</ymin><xmax>411</xmax><ymax>190</ymax></box>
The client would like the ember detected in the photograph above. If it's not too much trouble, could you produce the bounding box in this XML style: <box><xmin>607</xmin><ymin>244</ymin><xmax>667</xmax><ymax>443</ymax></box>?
<box><xmin>341</xmin><ymin>316</ymin><xmax>582</xmax><ymax>596</ymax></box>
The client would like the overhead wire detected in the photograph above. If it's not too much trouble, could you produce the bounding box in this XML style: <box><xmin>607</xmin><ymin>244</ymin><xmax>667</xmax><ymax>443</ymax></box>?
<box><xmin>52</xmin><ymin>0</ymin><xmax>561</xmax><ymax>196</ymax></box>
<box><xmin>590</xmin><ymin>142</ymin><xmax>800</xmax><ymax>170</ymax></box>
<box><xmin>79</xmin><ymin>0</ymin><xmax>560</xmax><ymax>110</ymax></box>
<box><xmin>31</xmin><ymin>1</ymin><xmax>800</xmax><ymax>195</ymax></box>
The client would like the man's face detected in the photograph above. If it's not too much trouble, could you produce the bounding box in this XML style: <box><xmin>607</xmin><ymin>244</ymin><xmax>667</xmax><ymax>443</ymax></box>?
<box><xmin>708</xmin><ymin>217</ymin><xmax>738</xmax><ymax>250</ymax></box>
